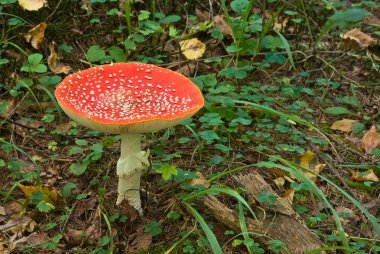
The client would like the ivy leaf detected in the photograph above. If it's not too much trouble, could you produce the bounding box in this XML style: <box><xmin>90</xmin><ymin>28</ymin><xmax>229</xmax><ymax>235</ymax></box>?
<box><xmin>69</xmin><ymin>161</ymin><xmax>90</xmax><ymax>176</ymax></box>
<box><xmin>86</xmin><ymin>45</ymin><xmax>106</xmax><ymax>63</ymax></box>
<box><xmin>157</xmin><ymin>164</ymin><xmax>177</xmax><ymax>181</ymax></box>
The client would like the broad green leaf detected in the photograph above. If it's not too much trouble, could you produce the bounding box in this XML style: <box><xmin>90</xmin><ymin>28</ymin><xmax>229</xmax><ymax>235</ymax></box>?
<box><xmin>69</xmin><ymin>161</ymin><xmax>90</xmax><ymax>176</ymax></box>
<box><xmin>108</xmin><ymin>46</ymin><xmax>126</xmax><ymax>62</ymax></box>
<box><xmin>86</xmin><ymin>45</ymin><xmax>106</xmax><ymax>63</ymax></box>
<box><xmin>144</xmin><ymin>221</ymin><xmax>162</xmax><ymax>237</ymax></box>
<box><xmin>157</xmin><ymin>164</ymin><xmax>177</xmax><ymax>181</ymax></box>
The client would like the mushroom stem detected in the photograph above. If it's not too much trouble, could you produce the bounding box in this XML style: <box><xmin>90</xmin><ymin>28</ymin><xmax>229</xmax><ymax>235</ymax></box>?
<box><xmin>116</xmin><ymin>133</ymin><xmax>150</xmax><ymax>215</ymax></box>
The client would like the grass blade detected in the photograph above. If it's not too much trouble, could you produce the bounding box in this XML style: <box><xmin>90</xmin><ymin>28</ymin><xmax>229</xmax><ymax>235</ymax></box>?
<box><xmin>183</xmin><ymin>202</ymin><xmax>223</xmax><ymax>254</ymax></box>
<box><xmin>273</xmin><ymin>29</ymin><xmax>295</xmax><ymax>70</ymax></box>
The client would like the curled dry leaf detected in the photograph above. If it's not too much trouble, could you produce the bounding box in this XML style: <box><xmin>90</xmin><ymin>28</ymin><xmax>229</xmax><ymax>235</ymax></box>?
<box><xmin>342</xmin><ymin>29</ymin><xmax>377</xmax><ymax>50</ymax></box>
<box><xmin>0</xmin><ymin>98</ymin><xmax>15</xmax><ymax>117</ymax></box>
<box><xmin>179</xmin><ymin>38</ymin><xmax>206</xmax><ymax>60</ymax></box>
<box><xmin>48</xmin><ymin>42</ymin><xmax>71</xmax><ymax>74</ymax></box>
<box><xmin>351</xmin><ymin>169</ymin><xmax>379</xmax><ymax>182</ymax></box>
<box><xmin>18</xmin><ymin>0</ymin><xmax>47</xmax><ymax>11</ymax></box>
<box><xmin>360</xmin><ymin>125</ymin><xmax>380</xmax><ymax>154</ymax></box>
<box><xmin>331</xmin><ymin>119</ymin><xmax>358</xmax><ymax>133</ymax></box>
<box><xmin>24</xmin><ymin>22</ymin><xmax>47</xmax><ymax>49</ymax></box>
<box><xmin>213</xmin><ymin>15</ymin><xmax>232</xmax><ymax>37</ymax></box>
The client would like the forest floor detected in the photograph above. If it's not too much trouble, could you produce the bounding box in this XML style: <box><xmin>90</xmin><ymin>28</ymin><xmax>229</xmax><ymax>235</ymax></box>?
<box><xmin>0</xmin><ymin>0</ymin><xmax>379</xmax><ymax>253</ymax></box>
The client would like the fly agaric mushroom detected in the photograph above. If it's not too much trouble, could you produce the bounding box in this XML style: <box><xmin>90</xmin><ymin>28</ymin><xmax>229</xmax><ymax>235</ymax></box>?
<box><xmin>55</xmin><ymin>62</ymin><xmax>204</xmax><ymax>214</ymax></box>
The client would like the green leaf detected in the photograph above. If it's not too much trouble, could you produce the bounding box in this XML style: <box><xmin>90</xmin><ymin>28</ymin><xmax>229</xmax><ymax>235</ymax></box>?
<box><xmin>325</xmin><ymin>107</ymin><xmax>352</xmax><ymax>115</ymax></box>
<box><xmin>0</xmin><ymin>159</ymin><xmax>5</xmax><ymax>167</ymax></box>
<box><xmin>160</xmin><ymin>15</ymin><xmax>181</xmax><ymax>24</ymax></box>
<box><xmin>68</xmin><ymin>146</ymin><xmax>84</xmax><ymax>156</ymax></box>
<box><xmin>60</xmin><ymin>183</ymin><xmax>76</xmax><ymax>198</ymax></box>
<box><xmin>86</xmin><ymin>45</ymin><xmax>106</xmax><ymax>62</ymax></box>
<box><xmin>99</xmin><ymin>235</ymin><xmax>111</xmax><ymax>246</ymax></box>
<box><xmin>108</xmin><ymin>46</ymin><xmax>126</xmax><ymax>62</ymax></box>
<box><xmin>256</xmin><ymin>191</ymin><xmax>277</xmax><ymax>205</ymax></box>
<box><xmin>124</xmin><ymin>38</ymin><xmax>137</xmax><ymax>50</ymax></box>
<box><xmin>28</xmin><ymin>53</ymin><xmax>43</xmax><ymax>65</ymax></box>
<box><xmin>157</xmin><ymin>164</ymin><xmax>177</xmax><ymax>181</ymax></box>
<box><xmin>69</xmin><ymin>161</ymin><xmax>90</xmax><ymax>176</ymax></box>
<box><xmin>167</xmin><ymin>210</ymin><xmax>180</xmax><ymax>220</ymax></box>
<box><xmin>37</xmin><ymin>201</ymin><xmax>55</xmax><ymax>213</ymax></box>
<box><xmin>75</xmin><ymin>139</ymin><xmax>88</xmax><ymax>146</ymax></box>
<box><xmin>230</xmin><ymin>0</ymin><xmax>249</xmax><ymax>14</ymax></box>
<box><xmin>0</xmin><ymin>58</ymin><xmax>9</xmax><ymax>65</ymax></box>
<box><xmin>31</xmin><ymin>63</ymin><xmax>48</xmax><ymax>73</ymax></box>
<box><xmin>38</xmin><ymin>75</ymin><xmax>62</xmax><ymax>86</ymax></box>
<box><xmin>268</xmin><ymin>240</ymin><xmax>285</xmax><ymax>253</ymax></box>
<box><xmin>144</xmin><ymin>221</ymin><xmax>162</xmax><ymax>237</ymax></box>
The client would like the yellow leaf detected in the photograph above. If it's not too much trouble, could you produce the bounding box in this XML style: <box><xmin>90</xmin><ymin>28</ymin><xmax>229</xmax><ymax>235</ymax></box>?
<box><xmin>24</xmin><ymin>22</ymin><xmax>47</xmax><ymax>49</ymax></box>
<box><xmin>274</xmin><ymin>177</ymin><xmax>285</xmax><ymax>187</ymax></box>
<box><xmin>18</xmin><ymin>0</ymin><xmax>47</xmax><ymax>11</ymax></box>
<box><xmin>360</xmin><ymin>126</ymin><xmax>380</xmax><ymax>154</ymax></box>
<box><xmin>351</xmin><ymin>169</ymin><xmax>379</xmax><ymax>182</ymax></box>
<box><xmin>179</xmin><ymin>38</ymin><xmax>206</xmax><ymax>60</ymax></box>
<box><xmin>48</xmin><ymin>42</ymin><xmax>71</xmax><ymax>74</ymax></box>
<box><xmin>18</xmin><ymin>184</ymin><xmax>59</xmax><ymax>204</ymax></box>
<box><xmin>295</xmin><ymin>150</ymin><xmax>326</xmax><ymax>182</ymax></box>
<box><xmin>331</xmin><ymin>119</ymin><xmax>358</xmax><ymax>133</ymax></box>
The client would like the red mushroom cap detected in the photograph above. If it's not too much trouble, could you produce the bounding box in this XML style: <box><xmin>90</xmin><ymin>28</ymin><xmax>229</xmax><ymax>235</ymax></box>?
<box><xmin>55</xmin><ymin>62</ymin><xmax>204</xmax><ymax>134</ymax></box>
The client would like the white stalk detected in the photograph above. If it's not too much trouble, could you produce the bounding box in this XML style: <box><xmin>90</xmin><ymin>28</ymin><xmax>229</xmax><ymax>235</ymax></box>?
<box><xmin>116</xmin><ymin>133</ymin><xmax>150</xmax><ymax>215</ymax></box>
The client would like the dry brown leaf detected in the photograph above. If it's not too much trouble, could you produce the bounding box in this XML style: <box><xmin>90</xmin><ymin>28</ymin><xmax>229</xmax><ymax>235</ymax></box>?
<box><xmin>195</xmin><ymin>8</ymin><xmax>209</xmax><ymax>22</ymax></box>
<box><xmin>360</xmin><ymin>125</ymin><xmax>380</xmax><ymax>154</ymax></box>
<box><xmin>189</xmin><ymin>172</ymin><xmax>210</xmax><ymax>188</ymax></box>
<box><xmin>213</xmin><ymin>15</ymin><xmax>232</xmax><ymax>37</ymax></box>
<box><xmin>331</xmin><ymin>119</ymin><xmax>358</xmax><ymax>133</ymax></box>
<box><xmin>342</xmin><ymin>28</ymin><xmax>377</xmax><ymax>49</ymax></box>
<box><xmin>64</xmin><ymin>224</ymin><xmax>98</xmax><ymax>245</ymax></box>
<box><xmin>18</xmin><ymin>184</ymin><xmax>59</xmax><ymax>204</ymax></box>
<box><xmin>295</xmin><ymin>150</ymin><xmax>326</xmax><ymax>182</ymax></box>
<box><xmin>364</xmin><ymin>15</ymin><xmax>380</xmax><ymax>27</ymax></box>
<box><xmin>18</xmin><ymin>0</ymin><xmax>47</xmax><ymax>11</ymax></box>
<box><xmin>128</xmin><ymin>225</ymin><xmax>152</xmax><ymax>253</ymax></box>
<box><xmin>48</xmin><ymin>42</ymin><xmax>71</xmax><ymax>74</ymax></box>
<box><xmin>176</xmin><ymin>63</ymin><xmax>196</xmax><ymax>77</ymax></box>
<box><xmin>24</xmin><ymin>22</ymin><xmax>47</xmax><ymax>49</ymax></box>
<box><xmin>179</xmin><ymin>38</ymin><xmax>206</xmax><ymax>60</ymax></box>
<box><xmin>273</xmin><ymin>16</ymin><xmax>289</xmax><ymax>31</ymax></box>
<box><xmin>351</xmin><ymin>169</ymin><xmax>379</xmax><ymax>182</ymax></box>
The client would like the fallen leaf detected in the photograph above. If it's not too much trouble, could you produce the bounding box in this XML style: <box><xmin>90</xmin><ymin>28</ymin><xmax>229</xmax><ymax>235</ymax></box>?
<box><xmin>48</xmin><ymin>42</ymin><xmax>71</xmax><ymax>74</ymax></box>
<box><xmin>274</xmin><ymin>177</ymin><xmax>285</xmax><ymax>187</ymax></box>
<box><xmin>18</xmin><ymin>184</ymin><xmax>59</xmax><ymax>204</ymax></box>
<box><xmin>331</xmin><ymin>119</ymin><xmax>358</xmax><ymax>133</ymax></box>
<box><xmin>24</xmin><ymin>22</ymin><xmax>47</xmax><ymax>49</ymax></box>
<box><xmin>295</xmin><ymin>150</ymin><xmax>326</xmax><ymax>182</ymax></box>
<box><xmin>342</xmin><ymin>28</ymin><xmax>377</xmax><ymax>50</ymax></box>
<box><xmin>128</xmin><ymin>225</ymin><xmax>152</xmax><ymax>253</ymax></box>
<box><xmin>360</xmin><ymin>126</ymin><xmax>380</xmax><ymax>154</ymax></box>
<box><xmin>364</xmin><ymin>14</ymin><xmax>380</xmax><ymax>27</ymax></box>
<box><xmin>64</xmin><ymin>224</ymin><xmax>98</xmax><ymax>245</ymax></box>
<box><xmin>18</xmin><ymin>0</ymin><xmax>47</xmax><ymax>11</ymax></box>
<box><xmin>189</xmin><ymin>172</ymin><xmax>210</xmax><ymax>188</ymax></box>
<box><xmin>351</xmin><ymin>169</ymin><xmax>378</xmax><ymax>182</ymax></box>
<box><xmin>179</xmin><ymin>38</ymin><xmax>206</xmax><ymax>60</ymax></box>
<box><xmin>213</xmin><ymin>15</ymin><xmax>232</xmax><ymax>37</ymax></box>
<box><xmin>176</xmin><ymin>62</ymin><xmax>196</xmax><ymax>77</ymax></box>
<box><xmin>195</xmin><ymin>8</ymin><xmax>209</xmax><ymax>22</ymax></box>
<box><xmin>273</xmin><ymin>16</ymin><xmax>289</xmax><ymax>31</ymax></box>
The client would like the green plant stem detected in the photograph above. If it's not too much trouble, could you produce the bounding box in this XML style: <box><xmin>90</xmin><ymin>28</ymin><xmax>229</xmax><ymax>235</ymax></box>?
<box><xmin>124</xmin><ymin>1</ymin><xmax>132</xmax><ymax>36</ymax></box>
<box><xmin>300</xmin><ymin>0</ymin><xmax>315</xmax><ymax>46</ymax></box>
